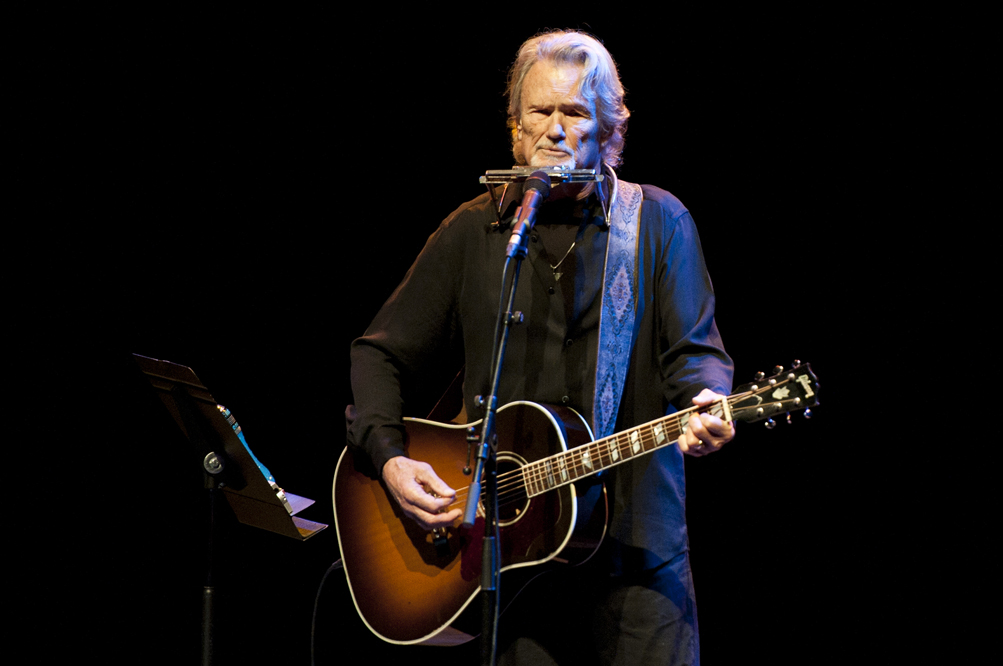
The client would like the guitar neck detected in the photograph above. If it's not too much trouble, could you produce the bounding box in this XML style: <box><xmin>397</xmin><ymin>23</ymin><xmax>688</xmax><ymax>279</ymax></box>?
<box><xmin>521</xmin><ymin>364</ymin><xmax>818</xmax><ymax>497</ymax></box>
<box><xmin>521</xmin><ymin>405</ymin><xmax>694</xmax><ymax>496</ymax></box>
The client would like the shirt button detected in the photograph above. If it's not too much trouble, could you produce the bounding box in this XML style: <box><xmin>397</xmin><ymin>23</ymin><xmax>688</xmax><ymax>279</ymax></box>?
<box><xmin>565</xmin><ymin>339</ymin><xmax>574</xmax><ymax>347</ymax></box>
<box><xmin>562</xmin><ymin>395</ymin><xmax>570</xmax><ymax>404</ymax></box>
<box><xmin>531</xmin><ymin>234</ymin><xmax>539</xmax><ymax>243</ymax></box>
<box><xmin>548</xmin><ymin>286</ymin><xmax>555</xmax><ymax>295</ymax></box>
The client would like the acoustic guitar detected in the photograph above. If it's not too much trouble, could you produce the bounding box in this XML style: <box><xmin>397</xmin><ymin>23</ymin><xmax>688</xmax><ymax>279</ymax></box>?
<box><xmin>332</xmin><ymin>362</ymin><xmax>819</xmax><ymax>645</ymax></box>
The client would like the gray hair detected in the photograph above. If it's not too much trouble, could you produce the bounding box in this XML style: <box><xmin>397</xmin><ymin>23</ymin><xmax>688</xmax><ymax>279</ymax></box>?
<box><xmin>506</xmin><ymin>30</ymin><xmax>630</xmax><ymax>168</ymax></box>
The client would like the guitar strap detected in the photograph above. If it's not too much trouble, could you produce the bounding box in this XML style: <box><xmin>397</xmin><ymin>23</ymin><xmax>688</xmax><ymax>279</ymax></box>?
<box><xmin>592</xmin><ymin>169</ymin><xmax>643</xmax><ymax>439</ymax></box>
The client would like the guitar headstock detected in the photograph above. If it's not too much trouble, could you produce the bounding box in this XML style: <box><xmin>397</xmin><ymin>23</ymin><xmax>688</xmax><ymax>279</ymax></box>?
<box><xmin>729</xmin><ymin>361</ymin><xmax>819</xmax><ymax>427</ymax></box>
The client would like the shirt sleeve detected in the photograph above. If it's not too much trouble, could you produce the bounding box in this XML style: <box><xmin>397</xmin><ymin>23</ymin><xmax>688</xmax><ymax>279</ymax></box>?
<box><xmin>645</xmin><ymin>188</ymin><xmax>734</xmax><ymax>410</ymax></box>
<box><xmin>346</xmin><ymin>216</ymin><xmax>466</xmax><ymax>475</ymax></box>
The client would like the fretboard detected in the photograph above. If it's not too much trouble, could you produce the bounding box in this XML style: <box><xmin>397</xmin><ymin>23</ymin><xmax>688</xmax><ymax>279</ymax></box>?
<box><xmin>518</xmin><ymin>367</ymin><xmax>815</xmax><ymax>497</ymax></box>
<box><xmin>520</xmin><ymin>405</ymin><xmax>714</xmax><ymax>497</ymax></box>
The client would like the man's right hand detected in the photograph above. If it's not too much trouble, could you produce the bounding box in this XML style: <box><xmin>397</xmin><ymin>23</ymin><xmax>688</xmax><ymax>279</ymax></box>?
<box><xmin>381</xmin><ymin>456</ymin><xmax>463</xmax><ymax>531</ymax></box>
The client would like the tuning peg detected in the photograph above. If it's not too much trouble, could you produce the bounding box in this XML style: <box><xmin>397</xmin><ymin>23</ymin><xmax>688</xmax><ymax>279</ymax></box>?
<box><xmin>772</xmin><ymin>365</ymin><xmax>784</xmax><ymax>375</ymax></box>
<box><xmin>765</xmin><ymin>419</ymin><xmax>776</xmax><ymax>430</ymax></box>
<box><xmin>754</xmin><ymin>371</ymin><xmax>765</xmax><ymax>382</ymax></box>
<box><xmin>804</xmin><ymin>408</ymin><xmax>812</xmax><ymax>419</ymax></box>
<box><xmin>786</xmin><ymin>413</ymin><xmax>792</xmax><ymax>424</ymax></box>
<box><xmin>792</xmin><ymin>359</ymin><xmax>801</xmax><ymax>369</ymax></box>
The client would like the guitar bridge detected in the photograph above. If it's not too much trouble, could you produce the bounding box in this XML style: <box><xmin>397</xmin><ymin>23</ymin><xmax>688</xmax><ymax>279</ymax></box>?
<box><xmin>431</xmin><ymin>528</ymin><xmax>450</xmax><ymax>558</ymax></box>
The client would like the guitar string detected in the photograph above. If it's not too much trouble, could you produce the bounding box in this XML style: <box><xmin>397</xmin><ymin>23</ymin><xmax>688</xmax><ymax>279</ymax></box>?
<box><xmin>454</xmin><ymin>425</ymin><xmax>715</xmax><ymax>513</ymax></box>
<box><xmin>456</xmin><ymin>393</ymin><xmax>787</xmax><ymax>511</ymax></box>
<box><xmin>442</xmin><ymin>392</ymin><xmax>787</xmax><ymax>513</ymax></box>
<box><xmin>438</xmin><ymin>380</ymin><xmax>801</xmax><ymax>514</ymax></box>
<box><xmin>503</xmin><ymin>393</ymin><xmax>740</xmax><ymax>497</ymax></box>
<box><xmin>441</xmin><ymin>405</ymin><xmax>699</xmax><ymax>511</ymax></box>
<box><xmin>443</xmin><ymin>418</ymin><xmax>687</xmax><ymax>513</ymax></box>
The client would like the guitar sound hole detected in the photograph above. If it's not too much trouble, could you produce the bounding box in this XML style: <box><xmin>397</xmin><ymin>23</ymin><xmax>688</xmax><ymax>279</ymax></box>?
<box><xmin>493</xmin><ymin>453</ymin><xmax>530</xmax><ymax>526</ymax></box>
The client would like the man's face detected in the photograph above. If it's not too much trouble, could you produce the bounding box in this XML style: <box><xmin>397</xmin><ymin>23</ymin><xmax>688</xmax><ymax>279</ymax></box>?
<box><xmin>517</xmin><ymin>61</ymin><xmax>601</xmax><ymax>171</ymax></box>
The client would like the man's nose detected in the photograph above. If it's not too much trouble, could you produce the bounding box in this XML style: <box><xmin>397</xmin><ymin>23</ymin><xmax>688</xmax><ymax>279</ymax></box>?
<box><xmin>545</xmin><ymin>114</ymin><xmax>567</xmax><ymax>140</ymax></box>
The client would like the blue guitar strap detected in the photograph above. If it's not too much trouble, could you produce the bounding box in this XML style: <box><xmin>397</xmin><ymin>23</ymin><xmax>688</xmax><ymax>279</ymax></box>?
<box><xmin>592</xmin><ymin>170</ymin><xmax>643</xmax><ymax>439</ymax></box>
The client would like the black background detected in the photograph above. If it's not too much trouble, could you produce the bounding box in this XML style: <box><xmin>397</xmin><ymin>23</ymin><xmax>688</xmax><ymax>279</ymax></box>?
<box><xmin>13</xmin><ymin>4</ymin><xmax>991</xmax><ymax>664</ymax></box>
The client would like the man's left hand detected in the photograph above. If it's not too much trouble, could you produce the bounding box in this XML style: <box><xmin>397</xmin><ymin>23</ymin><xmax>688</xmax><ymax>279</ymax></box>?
<box><xmin>678</xmin><ymin>388</ymin><xmax>735</xmax><ymax>457</ymax></box>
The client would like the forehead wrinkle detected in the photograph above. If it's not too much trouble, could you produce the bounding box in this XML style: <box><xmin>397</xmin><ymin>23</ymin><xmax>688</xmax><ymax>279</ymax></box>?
<box><xmin>522</xmin><ymin>63</ymin><xmax>594</xmax><ymax>114</ymax></box>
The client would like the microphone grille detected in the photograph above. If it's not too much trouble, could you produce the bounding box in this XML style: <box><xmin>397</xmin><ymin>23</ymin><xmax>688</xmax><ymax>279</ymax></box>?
<box><xmin>523</xmin><ymin>171</ymin><xmax>551</xmax><ymax>198</ymax></box>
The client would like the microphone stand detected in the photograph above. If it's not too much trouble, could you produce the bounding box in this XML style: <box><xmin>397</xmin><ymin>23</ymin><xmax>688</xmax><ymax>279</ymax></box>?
<box><xmin>462</xmin><ymin>173</ymin><xmax>549</xmax><ymax>666</ymax></box>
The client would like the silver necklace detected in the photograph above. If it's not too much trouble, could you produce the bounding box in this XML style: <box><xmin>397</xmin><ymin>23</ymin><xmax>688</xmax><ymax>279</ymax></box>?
<box><xmin>548</xmin><ymin>171</ymin><xmax>609</xmax><ymax>282</ymax></box>
<box><xmin>550</xmin><ymin>241</ymin><xmax>576</xmax><ymax>281</ymax></box>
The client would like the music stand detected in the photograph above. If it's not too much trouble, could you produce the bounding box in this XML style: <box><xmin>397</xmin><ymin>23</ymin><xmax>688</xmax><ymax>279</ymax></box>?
<box><xmin>134</xmin><ymin>353</ymin><xmax>326</xmax><ymax>664</ymax></box>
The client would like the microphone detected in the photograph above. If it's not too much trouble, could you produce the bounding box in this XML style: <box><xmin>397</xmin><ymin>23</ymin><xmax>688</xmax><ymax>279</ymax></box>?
<box><xmin>505</xmin><ymin>171</ymin><xmax>551</xmax><ymax>258</ymax></box>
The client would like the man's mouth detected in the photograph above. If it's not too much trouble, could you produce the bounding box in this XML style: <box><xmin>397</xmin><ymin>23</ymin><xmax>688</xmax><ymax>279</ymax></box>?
<box><xmin>537</xmin><ymin>145</ymin><xmax>570</xmax><ymax>157</ymax></box>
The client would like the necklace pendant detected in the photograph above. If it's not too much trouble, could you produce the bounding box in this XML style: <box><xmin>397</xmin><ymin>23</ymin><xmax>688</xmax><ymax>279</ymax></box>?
<box><xmin>548</xmin><ymin>240</ymin><xmax>575</xmax><ymax>284</ymax></box>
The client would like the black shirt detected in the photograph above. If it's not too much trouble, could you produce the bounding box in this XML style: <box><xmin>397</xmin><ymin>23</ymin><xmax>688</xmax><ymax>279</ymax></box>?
<box><xmin>348</xmin><ymin>181</ymin><xmax>732</xmax><ymax>570</ymax></box>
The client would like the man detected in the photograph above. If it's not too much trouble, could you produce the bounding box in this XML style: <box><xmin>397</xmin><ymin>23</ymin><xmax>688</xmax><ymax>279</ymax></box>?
<box><xmin>347</xmin><ymin>30</ymin><xmax>734</xmax><ymax>665</ymax></box>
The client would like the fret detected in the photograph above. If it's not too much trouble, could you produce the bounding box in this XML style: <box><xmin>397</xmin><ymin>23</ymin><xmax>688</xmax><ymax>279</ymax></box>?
<box><xmin>521</xmin><ymin>407</ymin><xmax>711</xmax><ymax>498</ymax></box>
<box><xmin>609</xmin><ymin>433</ymin><xmax>622</xmax><ymax>460</ymax></box>
<box><xmin>598</xmin><ymin>441</ymin><xmax>610</xmax><ymax>467</ymax></box>
<box><xmin>653</xmin><ymin>422</ymin><xmax>666</xmax><ymax>446</ymax></box>
<box><xmin>678</xmin><ymin>412</ymin><xmax>691</xmax><ymax>438</ymax></box>
<box><xmin>521</xmin><ymin>464</ymin><xmax>534</xmax><ymax>496</ymax></box>
<box><xmin>618</xmin><ymin>432</ymin><xmax>633</xmax><ymax>459</ymax></box>
<box><xmin>562</xmin><ymin>452</ymin><xmax>578</xmax><ymax>481</ymax></box>
<box><xmin>615</xmin><ymin>435</ymin><xmax>626</xmax><ymax>459</ymax></box>
<box><xmin>646</xmin><ymin>424</ymin><xmax>657</xmax><ymax>451</ymax></box>
<box><xmin>560</xmin><ymin>452</ymin><xmax>575</xmax><ymax>480</ymax></box>
<box><xmin>533</xmin><ymin>461</ymin><xmax>548</xmax><ymax>494</ymax></box>
<box><xmin>629</xmin><ymin>428</ymin><xmax>642</xmax><ymax>454</ymax></box>
<box><xmin>607</xmin><ymin>437</ymin><xmax>620</xmax><ymax>463</ymax></box>
<box><xmin>606</xmin><ymin>438</ymin><xmax>619</xmax><ymax>466</ymax></box>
